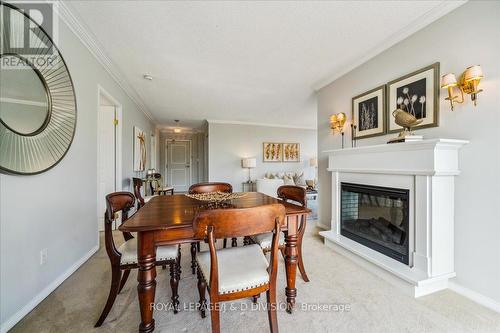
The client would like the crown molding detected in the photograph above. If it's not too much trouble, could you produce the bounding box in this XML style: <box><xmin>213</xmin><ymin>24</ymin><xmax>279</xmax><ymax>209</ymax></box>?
<box><xmin>207</xmin><ymin>119</ymin><xmax>316</xmax><ymax>130</ymax></box>
<box><xmin>56</xmin><ymin>1</ymin><xmax>155</xmax><ymax>122</ymax></box>
<box><xmin>313</xmin><ymin>0</ymin><xmax>467</xmax><ymax>91</ymax></box>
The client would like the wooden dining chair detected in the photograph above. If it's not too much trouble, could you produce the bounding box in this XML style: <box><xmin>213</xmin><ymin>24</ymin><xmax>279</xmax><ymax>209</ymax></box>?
<box><xmin>150</xmin><ymin>173</ymin><xmax>174</xmax><ymax>195</ymax></box>
<box><xmin>251</xmin><ymin>185</ymin><xmax>310</xmax><ymax>282</ymax></box>
<box><xmin>95</xmin><ymin>192</ymin><xmax>181</xmax><ymax>327</ymax></box>
<box><xmin>193</xmin><ymin>204</ymin><xmax>285</xmax><ymax>333</ymax></box>
<box><xmin>188</xmin><ymin>182</ymin><xmax>233</xmax><ymax>275</ymax></box>
<box><xmin>132</xmin><ymin>177</ymin><xmax>156</xmax><ymax>210</ymax></box>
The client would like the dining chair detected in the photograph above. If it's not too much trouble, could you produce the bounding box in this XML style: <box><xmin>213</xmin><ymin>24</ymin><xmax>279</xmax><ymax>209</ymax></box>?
<box><xmin>95</xmin><ymin>192</ymin><xmax>181</xmax><ymax>327</ymax></box>
<box><xmin>188</xmin><ymin>182</ymin><xmax>233</xmax><ymax>275</ymax></box>
<box><xmin>150</xmin><ymin>173</ymin><xmax>174</xmax><ymax>195</ymax></box>
<box><xmin>251</xmin><ymin>185</ymin><xmax>310</xmax><ymax>282</ymax></box>
<box><xmin>193</xmin><ymin>204</ymin><xmax>285</xmax><ymax>333</ymax></box>
<box><xmin>132</xmin><ymin>177</ymin><xmax>156</xmax><ymax>210</ymax></box>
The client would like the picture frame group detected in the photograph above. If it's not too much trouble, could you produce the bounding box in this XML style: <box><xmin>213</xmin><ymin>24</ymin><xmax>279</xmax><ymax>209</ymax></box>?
<box><xmin>351</xmin><ymin>62</ymin><xmax>440</xmax><ymax>139</ymax></box>
<box><xmin>263</xmin><ymin>142</ymin><xmax>300</xmax><ymax>162</ymax></box>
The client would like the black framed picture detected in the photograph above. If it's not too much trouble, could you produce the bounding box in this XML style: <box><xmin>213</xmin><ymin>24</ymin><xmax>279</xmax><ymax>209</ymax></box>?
<box><xmin>352</xmin><ymin>85</ymin><xmax>386</xmax><ymax>139</ymax></box>
<box><xmin>387</xmin><ymin>63</ymin><xmax>440</xmax><ymax>133</ymax></box>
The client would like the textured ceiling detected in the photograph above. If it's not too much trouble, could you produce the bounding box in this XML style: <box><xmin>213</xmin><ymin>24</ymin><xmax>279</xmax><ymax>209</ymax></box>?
<box><xmin>67</xmin><ymin>1</ymin><xmax>464</xmax><ymax>129</ymax></box>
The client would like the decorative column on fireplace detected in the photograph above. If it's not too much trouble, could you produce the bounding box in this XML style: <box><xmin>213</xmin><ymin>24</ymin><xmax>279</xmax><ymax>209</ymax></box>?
<box><xmin>320</xmin><ymin>139</ymin><xmax>468</xmax><ymax>297</ymax></box>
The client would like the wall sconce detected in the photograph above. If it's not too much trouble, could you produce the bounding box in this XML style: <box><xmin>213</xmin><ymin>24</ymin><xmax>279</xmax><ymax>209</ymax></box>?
<box><xmin>330</xmin><ymin>112</ymin><xmax>347</xmax><ymax>148</ymax></box>
<box><xmin>330</xmin><ymin>112</ymin><xmax>346</xmax><ymax>133</ymax></box>
<box><xmin>441</xmin><ymin>65</ymin><xmax>484</xmax><ymax>111</ymax></box>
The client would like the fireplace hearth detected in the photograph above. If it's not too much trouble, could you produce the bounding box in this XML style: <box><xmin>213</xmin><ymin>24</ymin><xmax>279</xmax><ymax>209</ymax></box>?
<box><xmin>341</xmin><ymin>183</ymin><xmax>409</xmax><ymax>264</ymax></box>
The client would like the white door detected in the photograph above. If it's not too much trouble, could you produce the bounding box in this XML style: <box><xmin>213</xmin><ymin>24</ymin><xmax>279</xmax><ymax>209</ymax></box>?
<box><xmin>98</xmin><ymin>106</ymin><xmax>117</xmax><ymax>230</ymax></box>
<box><xmin>166</xmin><ymin>140</ymin><xmax>191</xmax><ymax>192</ymax></box>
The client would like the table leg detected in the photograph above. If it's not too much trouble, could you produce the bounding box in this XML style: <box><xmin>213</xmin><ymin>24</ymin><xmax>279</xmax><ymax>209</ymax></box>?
<box><xmin>137</xmin><ymin>231</ymin><xmax>156</xmax><ymax>333</ymax></box>
<box><xmin>284</xmin><ymin>215</ymin><xmax>299</xmax><ymax>314</ymax></box>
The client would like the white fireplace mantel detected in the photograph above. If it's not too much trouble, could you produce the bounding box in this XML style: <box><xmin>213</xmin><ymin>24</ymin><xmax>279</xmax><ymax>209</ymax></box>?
<box><xmin>319</xmin><ymin>139</ymin><xmax>468</xmax><ymax>297</ymax></box>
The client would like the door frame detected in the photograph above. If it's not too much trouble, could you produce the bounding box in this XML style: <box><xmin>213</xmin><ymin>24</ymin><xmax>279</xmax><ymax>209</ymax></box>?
<box><xmin>97</xmin><ymin>85</ymin><xmax>123</xmax><ymax>234</ymax></box>
<box><xmin>165</xmin><ymin>139</ymin><xmax>192</xmax><ymax>191</ymax></box>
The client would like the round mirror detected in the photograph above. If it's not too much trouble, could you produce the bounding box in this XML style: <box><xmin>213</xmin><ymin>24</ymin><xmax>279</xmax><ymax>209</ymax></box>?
<box><xmin>1</xmin><ymin>2</ymin><xmax>77</xmax><ymax>175</ymax></box>
<box><xmin>0</xmin><ymin>55</ymin><xmax>50</xmax><ymax>135</ymax></box>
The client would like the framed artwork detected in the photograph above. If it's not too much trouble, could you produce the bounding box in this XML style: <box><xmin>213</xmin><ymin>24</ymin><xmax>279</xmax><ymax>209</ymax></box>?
<box><xmin>263</xmin><ymin>142</ymin><xmax>282</xmax><ymax>162</ymax></box>
<box><xmin>283</xmin><ymin>143</ymin><xmax>300</xmax><ymax>162</ymax></box>
<box><xmin>351</xmin><ymin>85</ymin><xmax>386</xmax><ymax>139</ymax></box>
<box><xmin>134</xmin><ymin>126</ymin><xmax>147</xmax><ymax>171</ymax></box>
<box><xmin>387</xmin><ymin>62</ymin><xmax>439</xmax><ymax>133</ymax></box>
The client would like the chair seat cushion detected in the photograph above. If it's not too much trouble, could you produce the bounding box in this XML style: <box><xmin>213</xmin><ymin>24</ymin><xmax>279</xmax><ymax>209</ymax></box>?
<box><xmin>157</xmin><ymin>187</ymin><xmax>173</xmax><ymax>192</ymax></box>
<box><xmin>144</xmin><ymin>195</ymin><xmax>157</xmax><ymax>203</ymax></box>
<box><xmin>119</xmin><ymin>238</ymin><xmax>178</xmax><ymax>265</ymax></box>
<box><xmin>252</xmin><ymin>233</ymin><xmax>285</xmax><ymax>250</ymax></box>
<box><xmin>196</xmin><ymin>244</ymin><xmax>269</xmax><ymax>294</ymax></box>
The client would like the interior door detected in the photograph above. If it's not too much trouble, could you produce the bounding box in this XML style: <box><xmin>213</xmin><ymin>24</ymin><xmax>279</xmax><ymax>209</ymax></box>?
<box><xmin>166</xmin><ymin>140</ymin><xmax>191</xmax><ymax>192</ymax></box>
<box><xmin>98</xmin><ymin>106</ymin><xmax>117</xmax><ymax>230</ymax></box>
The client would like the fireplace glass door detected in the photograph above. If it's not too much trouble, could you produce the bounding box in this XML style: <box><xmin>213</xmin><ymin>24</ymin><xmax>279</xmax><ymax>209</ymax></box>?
<box><xmin>340</xmin><ymin>183</ymin><xmax>409</xmax><ymax>264</ymax></box>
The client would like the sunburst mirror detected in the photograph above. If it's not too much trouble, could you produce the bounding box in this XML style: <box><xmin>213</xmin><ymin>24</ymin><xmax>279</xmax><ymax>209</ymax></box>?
<box><xmin>0</xmin><ymin>2</ymin><xmax>76</xmax><ymax>175</ymax></box>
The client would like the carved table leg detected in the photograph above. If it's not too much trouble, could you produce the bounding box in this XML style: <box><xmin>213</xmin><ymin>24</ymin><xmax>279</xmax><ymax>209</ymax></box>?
<box><xmin>137</xmin><ymin>231</ymin><xmax>156</xmax><ymax>333</ymax></box>
<box><xmin>284</xmin><ymin>215</ymin><xmax>299</xmax><ymax>314</ymax></box>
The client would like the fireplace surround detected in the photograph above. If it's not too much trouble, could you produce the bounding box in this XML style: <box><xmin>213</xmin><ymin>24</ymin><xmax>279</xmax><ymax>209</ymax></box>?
<box><xmin>320</xmin><ymin>139</ymin><xmax>468</xmax><ymax>297</ymax></box>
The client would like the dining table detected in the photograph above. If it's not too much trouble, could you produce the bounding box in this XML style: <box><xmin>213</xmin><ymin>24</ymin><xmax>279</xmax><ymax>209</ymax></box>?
<box><xmin>119</xmin><ymin>191</ymin><xmax>311</xmax><ymax>333</ymax></box>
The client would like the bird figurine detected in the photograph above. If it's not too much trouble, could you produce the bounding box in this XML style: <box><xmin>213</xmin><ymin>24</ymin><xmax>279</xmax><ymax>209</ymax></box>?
<box><xmin>387</xmin><ymin>109</ymin><xmax>424</xmax><ymax>143</ymax></box>
<box><xmin>393</xmin><ymin>109</ymin><xmax>423</xmax><ymax>134</ymax></box>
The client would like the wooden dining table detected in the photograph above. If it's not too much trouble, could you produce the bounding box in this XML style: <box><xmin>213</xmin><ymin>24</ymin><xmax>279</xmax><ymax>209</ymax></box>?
<box><xmin>119</xmin><ymin>192</ymin><xmax>310</xmax><ymax>333</ymax></box>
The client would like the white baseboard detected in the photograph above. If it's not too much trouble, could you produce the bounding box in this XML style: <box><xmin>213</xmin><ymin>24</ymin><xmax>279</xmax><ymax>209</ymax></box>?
<box><xmin>449</xmin><ymin>281</ymin><xmax>500</xmax><ymax>314</ymax></box>
<box><xmin>0</xmin><ymin>245</ymin><xmax>99</xmax><ymax>333</ymax></box>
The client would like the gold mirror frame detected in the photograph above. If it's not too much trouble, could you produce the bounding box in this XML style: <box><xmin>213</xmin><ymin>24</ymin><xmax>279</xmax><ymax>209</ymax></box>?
<box><xmin>0</xmin><ymin>3</ymin><xmax>77</xmax><ymax>175</ymax></box>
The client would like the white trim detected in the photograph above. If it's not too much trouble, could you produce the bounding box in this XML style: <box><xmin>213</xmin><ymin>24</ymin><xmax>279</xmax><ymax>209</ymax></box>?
<box><xmin>207</xmin><ymin>119</ymin><xmax>316</xmax><ymax>130</ymax></box>
<box><xmin>0</xmin><ymin>245</ymin><xmax>99</xmax><ymax>333</ymax></box>
<box><xmin>97</xmin><ymin>85</ymin><xmax>123</xmax><ymax>232</ymax></box>
<box><xmin>325</xmin><ymin>168</ymin><xmax>461</xmax><ymax>177</ymax></box>
<box><xmin>165</xmin><ymin>139</ymin><xmax>192</xmax><ymax>191</ymax></box>
<box><xmin>449</xmin><ymin>281</ymin><xmax>500</xmax><ymax>314</ymax></box>
<box><xmin>57</xmin><ymin>1</ymin><xmax>154</xmax><ymax>122</ymax></box>
<box><xmin>313</xmin><ymin>1</ymin><xmax>467</xmax><ymax>91</ymax></box>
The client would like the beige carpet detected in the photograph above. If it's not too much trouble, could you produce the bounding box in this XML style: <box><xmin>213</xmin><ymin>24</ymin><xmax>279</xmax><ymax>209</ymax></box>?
<box><xmin>10</xmin><ymin>222</ymin><xmax>500</xmax><ymax>333</ymax></box>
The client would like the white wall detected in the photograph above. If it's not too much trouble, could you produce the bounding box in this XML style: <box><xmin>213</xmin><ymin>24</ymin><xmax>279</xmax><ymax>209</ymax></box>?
<box><xmin>317</xmin><ymin>1</ymin><xmax>500</xmax><ymax>307</ymax></box>
<box><xmin>0</xmin><ymin>15</ymin><xmax>154</xmax><ymax>331</ymax></box>
<box><xmin>208</xmin><ymin>122</ymin><xmax>317</xmax><ymax>192</ymax></box>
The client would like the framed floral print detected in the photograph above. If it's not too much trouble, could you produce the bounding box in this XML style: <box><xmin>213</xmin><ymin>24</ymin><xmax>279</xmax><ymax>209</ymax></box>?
<box><xmin>352</xmin><ymin>85</ymin><xmax>386</xmax><ymax>139</ymax></box>
<box><xmin>134</xmin><ymin>126</ymin><xmax>146</xmax><ymax>171</ymax></box>
<box><xmin>387</xmin><ymin>63</ymin><xmax>440</xmax><ymax>133</ymax></box>
<box><xmin>283</xmin><ymin>143</ymin><xmax>300</xmax><ymax>162</ymax></box>
<box><xmin>263</xmin><ymin>142</ymin><xmax>282</xmax><ymax>162</ymax></box>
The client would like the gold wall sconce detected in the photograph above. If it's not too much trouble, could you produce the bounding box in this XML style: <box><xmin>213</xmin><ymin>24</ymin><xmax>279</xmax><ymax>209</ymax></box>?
<box><xmin>330</xmin><ymin>112</ymin><xmax>347</xmax><ymax>148</ymax></box>
<box><xmin>441</xmin><ymin>65</ymin><xmax>484</xmax><ymax>111</ymax></box>
<box><xmin>330</xmin><ymin>112</ymin><xmax>346</xmax><ymax>133</ymax></box>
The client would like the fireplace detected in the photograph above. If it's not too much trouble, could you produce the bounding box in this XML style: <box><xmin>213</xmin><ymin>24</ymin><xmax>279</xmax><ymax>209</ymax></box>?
<box><xmin>340</xmin><ymin>183</ymin><xmax>409</xmax><ymax>264</ymax></box>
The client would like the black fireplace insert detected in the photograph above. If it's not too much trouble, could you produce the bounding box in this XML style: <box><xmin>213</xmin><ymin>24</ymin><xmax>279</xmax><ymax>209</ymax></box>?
<box><xmin>340</xmin><ymin>183</ymin><xmax>409</xmax><ymax>264</ymax></box>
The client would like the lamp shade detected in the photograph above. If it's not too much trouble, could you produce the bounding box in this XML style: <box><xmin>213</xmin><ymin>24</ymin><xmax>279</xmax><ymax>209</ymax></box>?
<box><xmin>242</xmin><ymin>158</ymin><xmax>256</xmax><ymax>168</ymax></box>
<box><xmin>309</xmin><ymin>158</ymin><xmax>318</xmax><ymax>167</ymax></box>
<box><xmin>441</xmin><ymin>73</ymin><xmax>457</xmax><ymax>88</ymax></box>
<box><xmin>464</xmin><ymin>65</ymin><xmax>483</xmax><ymax>81</ymax></box>
<box><xmin>336</xmin><ymin>112</ymin><xmax>346</xmax><ymax>126</ymax></box>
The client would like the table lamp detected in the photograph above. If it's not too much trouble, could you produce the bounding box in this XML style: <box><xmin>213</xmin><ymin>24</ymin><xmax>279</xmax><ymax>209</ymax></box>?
<box><xmin>241</xmin><ymin>158</ymin><xmax>256</xmax><ymax>183</ymax></box>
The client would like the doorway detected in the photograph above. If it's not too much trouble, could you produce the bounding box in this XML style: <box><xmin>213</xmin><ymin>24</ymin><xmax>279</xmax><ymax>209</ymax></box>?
<box><xmin>97</xmin><ymin>86</ymin><xmax>122</xmax><ymax>231</ymax></box>
<box><xmin>166</xmin><ymin>139</ymin><xmax>191</xmax><ymax>192</ymax></box>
